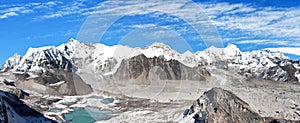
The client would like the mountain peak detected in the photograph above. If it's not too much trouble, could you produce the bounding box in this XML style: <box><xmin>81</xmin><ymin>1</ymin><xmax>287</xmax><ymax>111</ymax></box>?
<box><xmin>224</xmin><ymin>43</ymin><xmax>241</xmax><ymax>57</ymax></box>
<box><xmin>66</xmin><ymin>38</ymin><xmax>84</xmax><ymax>46</ymax></box>
<box><xmin>67</xmin><ymin>38</ymin><xmax>77</xmax><ymax>43</ymax></box>
<box><xmin>151</xmin><ymin>42</ymin><xmax>168</xmax><ymax>46</ymax></box>
<box><xmin>147</xmin><ymin>42</ymin><xmax>172</xmax><ymax>50</ymax></box>
<box><xmin>0</xmin><ymin>53</ymin><xmax>22</xmax><ymax>72</ymax></box>
<box><xmin>12</xmin><ymin>53</ymin><xmax>21</xmax><ymax>57</ymax></box>
<box><xmin>226</xmin><ymin>43</ymin><xmax>239</xmax><ymax>50</ymax></box>
<box><xmin>183</xmin><ymin>50</ymin><xmax>194</xmax><ymax>56</ymax></box>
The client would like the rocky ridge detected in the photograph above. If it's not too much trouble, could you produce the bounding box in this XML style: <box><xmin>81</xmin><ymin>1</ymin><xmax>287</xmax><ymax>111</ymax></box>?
<box><xmin>112</xmin><ymin>54</ymin><xmax>210</xmax><ymax>81</ymax></box>
<box><xmin>0</xmin><ymin>78</ymin><xmax>57</xmax><ymax>123</ymax></box>
<box><xmin>183</xmin><ymin>87</ymin><xmax>298</xmax><ymax>123</ymax></box>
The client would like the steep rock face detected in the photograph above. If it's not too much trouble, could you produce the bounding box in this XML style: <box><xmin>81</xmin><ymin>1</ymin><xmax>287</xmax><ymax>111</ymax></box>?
<box><xmin>1</xmin><ymin>46</ymin><xmax>92</xmax><ymax>96</ymax></box>
<box><xmin>0</xmin><ymin>79</ymin><xmax>29</xmax><ymax>100</ymax></box>
<box><xmin>183</xmin><ymin>87</ymin><xmax>297</xmax><ymax>123</ymax></box>
<box><xmin>13</xmin><ymin>70</ymin><xmax>92</xmax><ymax>96</ymax></box>
<box><xmin>0</xmin><ymin>90</ymin><xmax>57</xmax><ymax>123</ymax></box>
<box><xmin>112</xmin><ymin>54</ymin><xmax>210</xmax><ymax>81</ymax></box>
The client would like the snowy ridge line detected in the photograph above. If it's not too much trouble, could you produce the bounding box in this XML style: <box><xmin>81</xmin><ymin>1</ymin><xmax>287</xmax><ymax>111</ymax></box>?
<box><xmin>1</xmin><ymin>38</ymin><xmax>299</xmax><ymax>82</ymax></box>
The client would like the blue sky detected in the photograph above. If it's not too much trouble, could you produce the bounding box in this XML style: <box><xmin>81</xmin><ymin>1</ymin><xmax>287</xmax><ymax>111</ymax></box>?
<box><xmin>0</xmin><ymin>0</ymin><xmax>300</xmax><ymax>65</ymax></box>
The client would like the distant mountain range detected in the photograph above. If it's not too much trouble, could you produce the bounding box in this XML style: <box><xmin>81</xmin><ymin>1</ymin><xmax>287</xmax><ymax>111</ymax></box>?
<box><xmin>1</xmin><ymin>39</ymin><xmax>299</xmax><ymax>84</ymax></box>
<box><xmin>0</xmin><ymin>39</ymin><xmax>300</xmax><ymax>122</ymax></box>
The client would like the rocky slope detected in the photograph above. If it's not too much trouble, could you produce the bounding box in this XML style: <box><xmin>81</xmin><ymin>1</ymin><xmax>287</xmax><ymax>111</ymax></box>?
<box><xmin>183</xmin><ymin>87</ymin><xmax>298</xmax><ymax>123</ymax></box>
<box><xmin>0</xmin><ymin>79</ymin><xmax>57</xmax><ymax>123</ymax></box>
<box><xmin>111</xmin><ymin>54</ymin><xmax>210</xmax><ymax>81</ymax></box>
<box><xmin>0</xmin><ymin>45</ymin><xmax>92</xmax><ymax>96</ymax></box>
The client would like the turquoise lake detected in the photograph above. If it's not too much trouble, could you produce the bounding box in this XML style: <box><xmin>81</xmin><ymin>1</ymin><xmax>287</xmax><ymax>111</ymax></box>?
<box><xmin>64</xmin><ymin>107</ymin><xmax>112</xmax><ymax>123</ymax></box>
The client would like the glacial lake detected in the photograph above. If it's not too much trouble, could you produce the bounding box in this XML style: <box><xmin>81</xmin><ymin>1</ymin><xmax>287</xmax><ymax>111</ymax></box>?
<box><xmin>64</xmin><ymin>107</ymin><xmax>112</xmax><ymax>123</ymax></box>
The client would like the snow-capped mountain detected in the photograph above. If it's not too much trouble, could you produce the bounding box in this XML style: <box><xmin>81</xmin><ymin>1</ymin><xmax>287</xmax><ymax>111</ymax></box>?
<box><xmin>0</xmin><ymin>53</ymin><xmax>22</xmax><ymax>72</ymax></box>
<box><xmin>57</xmin><ymin>39</ymin><xmax>137</xmax><ymax>74</ymax></box>
<box><xmin>193</xmin><ymin>43</ymin><xmax>299</xmax><ymax>82</ymax></box>
<box><xmin>1</xmin><ymin>38</ymin><xmax>300</xmax><ymax>122</ymax></box>
<box><xmin>1</xmin><ymin>38</ymin><xmax>299</xmax><ymax>82</ymax></box>
<box><xmin>12</xmin><ymin>46</ymin><xmax>74</xmax><ymax>75</ymax></box>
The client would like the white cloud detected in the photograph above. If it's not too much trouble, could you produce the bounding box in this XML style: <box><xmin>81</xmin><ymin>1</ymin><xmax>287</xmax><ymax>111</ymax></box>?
<box><xmin>45</xmin><ymin>1</ymin><xmax>56</xmax><ymax>6</ymax></box>
<box><xmin>39</xmin><ymin>1</ymin><xmax>97</xmax><ymax>19</ymax></box>
<box><xmin>78</xmin><ymin>0</ymin><xmax>223</xmax><ymax>47</ymax></box>
<box><xmin>42</xmin><ymin>13</ymin><xmax>62</xmax><ymax>19</ymax></box>
<box><xmin>0</xmin><ymin>12</ymin><xmax>18</xmax><ymax>19</ymax></box>
<box><xmin>236</xmin><ymin>39</ymin><xmax>300</xmax><ymax>47</ymax></box>
<box><xmin>265</xmin><ymin>47</ymin><xmax>300</xmax><ymax>56</ymax></box>
<box><xmin>237</xmin><ymin>40</ymin><xmax>269</xmax><ymax>44</ymax></box>
<box><xmin>132</xmin><ymin>24</ymin><xmax>156</xmax><ymax>29</ymax></box>
<box><xmin>0</xmin><ymin>1</ymin><xmax>94</xmax><ymax>19</ymax></box>
<box><xmin>83</xmin><ymin>0</ymin><xmax>300</xmax><ymax>48</ymax></box>
<box><xmin>20</xmin><ymin>9</ymin><xmax>34</xmax><ymax>14</ymax></box>
<box><xmin>200</xmin><ymin>3</ymin><xmax>300</xmax><ymax>44</ymax></box>
<box><xmin>1</xmin><ymin>0</ymin><xmax>299</xmax><ymax>49</ymax></box>
<box><xmin>0</xmin><ymin>5</ymin><xmax>33</xmax><ymax>19</ymax></box>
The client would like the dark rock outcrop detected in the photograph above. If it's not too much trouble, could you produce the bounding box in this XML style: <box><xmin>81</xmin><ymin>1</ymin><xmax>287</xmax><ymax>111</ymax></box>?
<box><xmin>184</xmin><ymin>87</ymin><xmax>298</xmax><ymax>123</ymax></box>
<box><xmin>0</xmin><ymin>90</ymin><xmax>57</xmax><ymax>123</ymax></box>
<box><xmin>112</xmin><ymin>54</ymin><xmax>210</xmax><ymax>81</ymax></box>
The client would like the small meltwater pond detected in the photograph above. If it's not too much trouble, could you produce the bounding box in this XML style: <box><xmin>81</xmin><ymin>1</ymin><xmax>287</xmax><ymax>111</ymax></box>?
<box><xmin>100</xmin><ymin>98</ymin><xmax>114</xmax><ymax>104</ymax></box>
<box><xmin>64</xmin><ymin>107</ymin><xmax>112</xmax><ymax>123</ymax></box>
<box><xmin>48</xmin><ymin>108</ymin><xmax>62</xmax><ymax>113</ymax></box>
<box><xmin>100</xmin><ymin>97</ymin><xmax>127</xmax><ymax>104</ymax></box>
<box><xmin>117</xmin><ymin>98</ymin><xmax>127</xmax><ymax>103</ymax></box>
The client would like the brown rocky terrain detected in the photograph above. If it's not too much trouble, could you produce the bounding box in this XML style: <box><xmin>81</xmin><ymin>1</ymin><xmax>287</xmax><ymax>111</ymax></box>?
<box><xmin>111</xmin><ymin>54</ymin><xmax>210</xmax><ymax>81</ymax></box>
<box><xmin>184</xmin><ymin>87</ymin><xmax>299</xmax><ymax>123</ymax></box>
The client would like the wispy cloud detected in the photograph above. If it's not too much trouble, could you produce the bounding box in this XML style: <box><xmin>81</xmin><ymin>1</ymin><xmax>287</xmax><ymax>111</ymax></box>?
<box><xmin>132</xmin><ymin>24</ymin><xmax>156</xmax><ymax>29</ymax></box>
<box><xmin>77</xmin><ymin>0</ymin><xmax>223</xmax><ymax>47</ymax></box>
<box><xmin>39</xmin><ymin>1</ymin><xmax>97</xmax><ymax>19</ymax></box>
<box><xmin>0</xmin><ymin>4</ymin><xmax>35</xmax><ymax>19</ymax></box>
<box><xmin>0</xmin><ymin>6</ymin><xmax>31</xmax><ymax>19</ymax></box>
<box><xmin>1</xmin><ymin>0</ymin><xmax>299</xmax><ymax>50</ymax></box>
<box><xmin>42</xmin><ymin>13</ymin><xmax>63</xmax><ymax>19</ymax></box>
<box><xmin>236</xmin><ymin>39</ymin><xmax>300</xmax><ymax>46</ymax></box>
<box><xmin>84</xmin><ymin>0</ymin><xmax>300</xmax><ymax>48</ymax></box>
<box><xmin>0</xmin><ymin>0</ymin><xmax>97</xmax><ymax>19</ymax></box>
<box><xmin>0</xmin><ymin>12</ymin><xmax>18</xmax><ymax>19</ymax></box>
<box><xmin>199</xmin><ymin>2</ymin><xmax>300</xmax><ymax>47</ymax></box>
<box><xmin>236</xmin><ymin>40</ymin><xmax>269</xmax><ymax>44</ymax></box>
